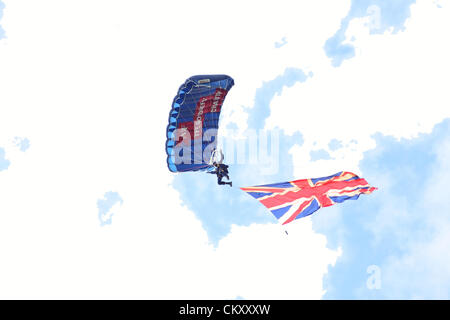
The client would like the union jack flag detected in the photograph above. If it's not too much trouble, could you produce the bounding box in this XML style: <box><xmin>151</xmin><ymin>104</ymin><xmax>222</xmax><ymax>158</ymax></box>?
<box><xmin>240</xmin><ymin>171</ymin><xmax>377</xmax><ymax>225</ymax></box>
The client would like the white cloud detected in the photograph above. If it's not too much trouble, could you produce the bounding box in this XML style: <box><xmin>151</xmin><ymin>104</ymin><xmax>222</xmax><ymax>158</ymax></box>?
<box><xmin>378</xmin><ymin>134</ymin><xmax>450</xmax><ymax>299</ymax></box>
<box><xmin>215</xmin><ymin>221</ymin><xmax>341</xmax><ymax>299</ymax></box>
<box><xmin>266</xmin><ymin>0</ymin><xmax>450</xmax><ymax>177</ymax></box>
<box><xmin>0</xmin><ymin>0</ymin><xmax>344</xmax><ymax>298</ymax></box>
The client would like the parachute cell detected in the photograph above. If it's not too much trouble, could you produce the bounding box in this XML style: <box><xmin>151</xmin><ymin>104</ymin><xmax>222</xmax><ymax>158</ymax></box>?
<box><xmin>166</xmin><ymin>75</ymin><xmax>234</xmax><ymax>172</ymax></box>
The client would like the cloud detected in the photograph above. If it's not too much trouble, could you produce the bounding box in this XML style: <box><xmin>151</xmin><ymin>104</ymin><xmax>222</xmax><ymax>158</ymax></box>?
<box><xmin>377</xmin><ymin>122</ymin><xmax>450</xmax><ymax>299</ymax></box>
<box><xmin>0</xmin><ymin>0</ymin><xmax>344</xmax><ymax>299</ymax></box>
<box><xmin>324</xmin><ymin>0</ymin><xmax>416</xmax><ymax>66</ymax></box>
<box><xmin>0</xmin><ymin>147</ymin><xmax>10</xmax><ymax>171</ymax></box>
<box><xmin>310</xmin><ymin>149</ymin><xmax>332</xmax><ymax>161</ymax></box>
<box><xmin>267</xmin><ymin>0</ymin><xmax>450</xmax><ymax>177</ymax></box>
<box><xmin>250</xmin><ymin>0</ymin><xmax>450</xmax><ymax>298</ymax></box>
<box><xmin>13</xmin><ymin>137</ymin><xmax>30</xmax><ymax>152</ymax></box>
<box><xmin>97</xmin><ymin>191</ymin><xmax>123</xmax><ymax>226</ymax></box>
<box><xmin>274</xmin><ymin>37</ymin><xmax>288</xmax><ymax>49</ymax></box>
<box><xmin>0</xmin><ymin>1</ymin><xmax>5</xmax><ymax>39</ymax></box>
<box><xmin>173</xmin><ymin>69</ymin><xmax>310</xmax><ymax>244</ymax></box>
<box><xmin>317</xmin><ymin>119</ymin><xmax>450</xmax><ymax>299</ymax></box>
<box><xmin>3</xmin><ymin>0</ymin><xmax>445</xmax><ymax>300</ymax></box>
<box><xmin>215</xmin><ymin>221</ymin><xmax>341</xmax><ymax>299</ymax></box>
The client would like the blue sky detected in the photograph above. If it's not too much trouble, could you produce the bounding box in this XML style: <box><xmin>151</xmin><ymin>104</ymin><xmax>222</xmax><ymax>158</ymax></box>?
<box><xmin>1</xmin><ymin>0</ymin><xmax>449</xmax><ymax>299</ymax></box>
<box><xmin>171</xmin><ymin>0</ymin><xmax>450</xmax><ymax>299</ymax></box>
<box><xmin>173</xmin><ymin>70</ymin><xmax>450</xmax><ymax>298</ymax></box>
<box><xmin>13</xmin><ymin>137</ymin><xmax>30</xmax><ymax>152</ymax></box>
<box><xmin>173</xmin><ymin>68</ymin><xmax>308</xmax><ymax>245</ymax></box>
<box><xmin>0</xmin><ymin>147</ymin><xmax>10</xmax><ymax>171</ymax></box>
<box><xmin>313</xmin><ymin>119</ymin><xmax>450</xmax><ymax>299</ymax></box>
<box><xmin>97</xmin><ymin>191</ymin><xmax>123</xmax><ymax>226</ymax></box>
<box><xmin>172</xmin><ymin>0</ymin><xmax>421</xmax><ymax>241</ymax></box>
<box><xmin>274</xmin><ymin>37</ymin><xmax>287</xmax><ymax>49</ymax></box>
<box><xmin>0</xmin><ymin>137</ymin><xmax>29</xmax><ymax>171</ymax></box>
<box><xmin>173</xmin><ymin>73</ymin><xmax>450</xmax><ymax>298</ymax></box>
<box><xmin>325</xmin><ymin>0</ymin><xmax>416</xmax><ymax>66</ymax></box>
<box><xmin>0</xmin><ymin>1</ymin><xmax>4</xmax><ymax>40</ymax></box>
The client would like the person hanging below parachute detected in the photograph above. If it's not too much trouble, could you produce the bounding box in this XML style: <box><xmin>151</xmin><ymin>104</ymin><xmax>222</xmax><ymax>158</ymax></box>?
<box><xmin>206</xmin><ymin>148</ymin><xmax>232</xmax><ymax>186</ymax></box>
<box><xmin>208</xmin><ymin>161</ymin><xmax>232</xmax><ymax>187</ymax></box>
<box><xmin>165</xmin><ymin>74</ymin><xmax>234</xmax><ymax>186</ymax></box>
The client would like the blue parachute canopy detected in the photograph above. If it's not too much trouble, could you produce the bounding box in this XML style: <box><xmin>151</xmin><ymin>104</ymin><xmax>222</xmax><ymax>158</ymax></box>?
<box><xmin>166</xmin><ymin>75</ymin><xmax>234</xmax><ymax>172</ymax></box>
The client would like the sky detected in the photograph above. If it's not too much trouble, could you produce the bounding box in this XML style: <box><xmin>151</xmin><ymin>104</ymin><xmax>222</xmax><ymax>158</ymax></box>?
<box><xmin>0</xmin><ymin>0</ymin><xmax>449</xmax><ymax>299</ymax></box>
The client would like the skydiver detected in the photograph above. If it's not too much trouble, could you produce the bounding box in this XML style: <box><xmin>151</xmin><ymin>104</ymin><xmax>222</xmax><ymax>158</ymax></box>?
<box><xmin>208</xmin><ymin>162</ymin><xmax>232</xmax><ymax>187</ymax></box>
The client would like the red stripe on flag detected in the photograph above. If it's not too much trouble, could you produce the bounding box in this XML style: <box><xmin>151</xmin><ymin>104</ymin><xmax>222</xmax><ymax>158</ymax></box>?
<box><xmin>260</xmin><ymin>178</ymin><xmax>370</xmax><ymax>208</ymax></box>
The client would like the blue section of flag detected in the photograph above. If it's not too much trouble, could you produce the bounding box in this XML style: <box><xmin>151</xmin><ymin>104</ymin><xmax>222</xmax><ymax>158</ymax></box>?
<box><xmin>247</xmin><ymin>192</ymin><xmax>272</xmax><ymax>199</ymax></box>
<box><xmin>296</xmin><ymin>198</ymin><xmax>320</xmax><ymax>219</ymax></box>
<box><xmin>329</xmin><ymin>194</ymin><xmax>362</xmax><ymax>203</ymax></box>
<box><xmin>310</xmin><ymin>171</ymin><xmax>342</xmax><ymax>185</ymax></box>
<box><xmin>256</xmin><ymin>181</ymin><xmax>293</xmax><ymax>188</ymax></box>
<box><xmin>271</xmin><ymin>205</ymin><xmax>292</xmax><ymax>219</ymax></box>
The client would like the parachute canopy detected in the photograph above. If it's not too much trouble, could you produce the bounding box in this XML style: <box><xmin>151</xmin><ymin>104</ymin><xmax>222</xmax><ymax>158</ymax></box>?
<box><xmin>241</xmin><ymin>171</ymin><xmax>377</xmax><ymax>225</ymax></box>
<box><xmin>166</xmin><ymin>75</ymin><xmax>234</xmax><ymax>172</ymax></box>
